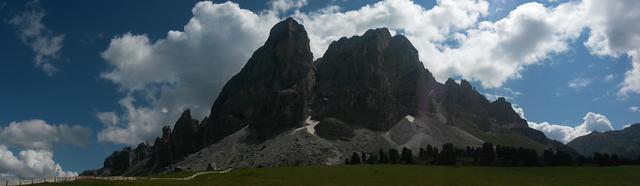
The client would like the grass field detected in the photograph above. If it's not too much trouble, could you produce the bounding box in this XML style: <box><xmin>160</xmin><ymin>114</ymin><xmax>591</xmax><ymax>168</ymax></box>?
<box><xmin>41</xmin><ymin>165</ymin><xmax>640</xmax><ymax>186</ymax></box>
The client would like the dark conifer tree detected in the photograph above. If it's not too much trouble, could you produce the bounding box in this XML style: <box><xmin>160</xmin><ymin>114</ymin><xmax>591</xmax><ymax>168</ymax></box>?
<box><xmin>378</xmin><ymin>149</ymin><xmax>389</xmax><ymax>164</ymax></box>
<box><xmin>555</xmin><ymin>150</ymin><xmax>573</xmax><ymax>166</ymax></box>
<box><xmin>603</xmin><ymin>153</ymin><xmax>612</xmax><ymax>166</ymax></box>
<box><xmin>523</xmin><ymin>148</ymin><xmax>539</xmax><ymax>166</ymax></box>
<box><xmin>419</xmin><ymin>148</ymin><xmax>427</xmax><ymax>161</ymax></box>
<box><xmin>401</xmin><ymin>147</ymin><xmax>413</xmax><ymax>164</ymax></box>
<box><xmin>593</xmin><ymin>153</ymin><xmax>604</xmax><ymax>166</ymax></box>
<box><xmin>480</xmin><ymin>142</ymin><xmax>495</xmax><ymax>165</ymax></box>
<box><xmin>389</xmin><ymin>148</ymin><xmax>400</xmax><ymax>164</ymax></box>
<box><xmin>350</xmin><ymin>152</ymin><xmax>361</xmax><ymax>164</ymax></box>
<box><xmin>438</xmin><ymin>143</ymin><xmax>456</xmax><ymax>165</ymax></box>
<box><xmin>611</xmin><ymin>154</ymin><xmax>620</xmax><ymax>166</ymax></box>
<box><xmin>543</xmin><ymin>149</ymin><xmax>555</xmax><ymax>166</ymax></box>
<box><xmin>367</xmin><ymin>153</ymin><xmax>377</xmax><ymax>164</ymax></box>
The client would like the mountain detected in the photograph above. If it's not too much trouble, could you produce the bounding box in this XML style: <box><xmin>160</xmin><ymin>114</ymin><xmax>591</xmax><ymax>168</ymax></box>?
<box><xmin>85</xmin><ymin>18</ymin><xmax>575</xmax><ymax>176</ymax></box>
<box><xmin>312</xmin><ymin>28</ymin><xmax>437</xmax><ymax>132</ymax></box>
<box><xmin>202</xmin><ymin>17</ymin><xmax>315</xmax><ymax>143</ymax></box>
<box><xmin>568</xmin><ymin>123</ymin><xmax>640</xmax><ymax>159</ymax></box>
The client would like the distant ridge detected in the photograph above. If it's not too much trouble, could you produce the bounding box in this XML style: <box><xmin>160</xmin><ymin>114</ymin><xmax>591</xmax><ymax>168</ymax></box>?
<box><xmin>568</xmin><ymin>123</ymin><xmax>640</xmax><ymax>159</ymax></box>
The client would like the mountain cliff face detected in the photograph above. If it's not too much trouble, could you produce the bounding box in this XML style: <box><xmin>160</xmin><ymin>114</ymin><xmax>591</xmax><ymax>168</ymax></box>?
<box><xmin>86</xmin><ymin>18</ymin><xmax>575</xmax><ymax>176</ymax></box>
<box><xmin>568</xmin><ymin>124</ymin><xmax>640</xmax><ymax>159</ymax></box>
<box><xmin>203</xmin><ymin>17</ymin><xmax>315</xmax><ymax>142</ymax></box>
<box><xmin>312</xmin><ymin>28</ymin><xmax>438</xmax><ymax>132</ymax></box>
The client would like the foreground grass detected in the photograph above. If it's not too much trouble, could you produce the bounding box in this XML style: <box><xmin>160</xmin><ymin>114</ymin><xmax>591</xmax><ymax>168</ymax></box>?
<box><xmin>42</xmin><ymin>165</ymin><xmax>640</xmax><ymax>186</ymax></box>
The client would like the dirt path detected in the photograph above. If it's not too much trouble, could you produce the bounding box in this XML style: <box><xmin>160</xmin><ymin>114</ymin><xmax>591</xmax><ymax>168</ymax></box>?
<box><xmin>0</xmin><ymin>169</ymin><xmax>234</xmax><ymax>185</ymax></box>
<box><xmin>148</xmin><ymin>168</ymin><xmax>234</xmax><ymax>181</ymax></box>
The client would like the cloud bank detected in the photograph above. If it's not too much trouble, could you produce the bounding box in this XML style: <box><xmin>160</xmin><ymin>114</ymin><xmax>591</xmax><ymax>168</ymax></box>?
<box><xmin>97</xmin><ymin>0</ymin><xmax>640</xmax><ymax>145</ymax></box>
<box><xmin>0</xmin><ymin>145</ymin><xmax>78</xmax><ymax>178</ymax></box>
<box><xmin>0</xmin><ymin>119</ymin><xmax>91</xmax><ymax>150</ymax></box>
<box><xmin>0</xmin><ymin>120</ymin><xmax>90</xmax><ymax>178</ymax></box>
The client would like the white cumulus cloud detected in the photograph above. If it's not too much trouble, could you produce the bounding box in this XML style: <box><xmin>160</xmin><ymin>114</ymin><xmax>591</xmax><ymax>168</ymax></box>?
<box><xmin>512</xmin><ymin>106</ymin><xmax>526</xmax><ymax>119</ymax></box>
<box><xmin>0</xmin><ymin>119</ymin><xmax>89</xmax><ymax>178</ymax></box>
<box><xmin>269</xmin><ymin>0</ymin><xmax>308</xmax><ymax>14</ymax></box>
<box><xmin>528</xmin><ymin>112</ymin><xmax>613</xmax><ymax>143</ymax></box>
<box><xmin>0</xmin><ymin>119</ymin><xmax>91</xmax><ymax>150</ymax></box>
<box><xmin>0</xmin><ymin>145</ymin><xmax>77</xmax><ymax>179</ymax></box>
<box><xmin>581</xmin><ymin>0</ymin><xmax>640</xmax><ymax>96</ymax></box>
<box><xmin>96</xmin><ymin>111</ymin><xmax>119</xmax><ymax>126</ymax></box>
<box><xmin>7</xmin><ymin>0</ymin><xmax>64</xmax><ymax>76</ymax></box>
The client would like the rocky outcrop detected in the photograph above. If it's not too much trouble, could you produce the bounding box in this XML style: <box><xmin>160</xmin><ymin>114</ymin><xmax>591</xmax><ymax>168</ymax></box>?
<box><xmin>568</xmin><ymin>123</ymin><xmax>640</xmax><ymax>159</ymax></box>
<box><xmin>150</xmin><ymin>110</ymin><xmax>202</xmax><ymax>170</ymax></box>
<box><xmin>84</xmin><ymin>143</ymin><xmax>150</xmax><ymax>176</ymax></box>
<box><xmin>83</xmin><ymin>110</ymin><xmax>202</xmax><ymax>176</ymax></box>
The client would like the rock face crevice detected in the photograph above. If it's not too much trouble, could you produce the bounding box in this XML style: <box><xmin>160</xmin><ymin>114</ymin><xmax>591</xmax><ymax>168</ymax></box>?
<box><xmin>87</xmin><ymin>18</ymin><xmax>577</xmax><ymax>176</ymax></box>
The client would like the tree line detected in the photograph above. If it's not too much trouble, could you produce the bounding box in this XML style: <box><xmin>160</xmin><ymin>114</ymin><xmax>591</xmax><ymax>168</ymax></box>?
<box><xmin>345</xmin><ymin>142</ymin><xmax>640</xmax><ymax>167</ymax></box>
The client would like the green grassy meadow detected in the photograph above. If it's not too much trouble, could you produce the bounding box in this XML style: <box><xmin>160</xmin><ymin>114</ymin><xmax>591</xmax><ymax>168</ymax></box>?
<box><xmin>41</xmin><ymin>165</ymin><xmax>640</xmax><ymax>186</ymax></box>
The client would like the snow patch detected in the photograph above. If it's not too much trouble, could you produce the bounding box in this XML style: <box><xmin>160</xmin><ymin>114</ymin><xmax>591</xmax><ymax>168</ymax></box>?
<box><xmin>404</xmin><ymin>115</ymin><xmax>415</xmax><ymax>123</ymax></box>
<box><xmin>304</xmin><ymin>116</ymin><xmax>320</xmax><ymax>135</ymax></box>
<box><xmin>291</xmin><ymin>116</ymin><xmax>320</xmax><ymax>135</ymax></box>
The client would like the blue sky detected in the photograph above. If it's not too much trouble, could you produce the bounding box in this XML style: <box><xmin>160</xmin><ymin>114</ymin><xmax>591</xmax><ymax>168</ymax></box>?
<box><xmin>0</xmin><ymin>0</ymin><xmax>638</xmax><ymax>177</ymax></box>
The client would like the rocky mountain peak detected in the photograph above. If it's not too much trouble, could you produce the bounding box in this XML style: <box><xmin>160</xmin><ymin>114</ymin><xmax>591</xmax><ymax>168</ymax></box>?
<box><xmin>205</xmin><ymin>17</ymin><xmax>314</xmax><ymax>142</ymax></box>
<box><xmin>265</xmin><ymin>17</ymin><xmax>311</xmax><ymax>59</ymax></box>
<box><xmin>361</xmin><ymin>27</ymin><xmax>392</xmax><ymax>40</ymax></box>
<box><xmin>460</xmin><ymin>79</ymin><xmax>473</xmax><ymax>90</ymax></box>
<box><xmin>173</xmin><ymin>110</ymin><xmax>193</xmax><ymax>129</ymax></box>
<box><xmin>489</xmin><ymin>97</ymin><xmax>527</xmax><ymax>127</ymax></box>
<box><xmin>443</xmin><ymin>78</ymin><xmax>458</xmax><ymax>88</ymax></box>
<box><xmin>268</xmin><ymin>17</ymin><xmax>302</xmax><ymax>38</ymax></box>
<box><xmin>312</xmin><ymin>28</ymin><xmax>437</xmax><ymax>131</ymax></box>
